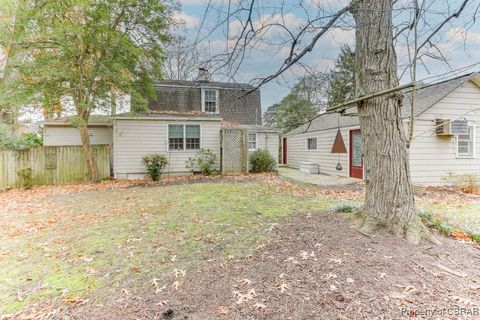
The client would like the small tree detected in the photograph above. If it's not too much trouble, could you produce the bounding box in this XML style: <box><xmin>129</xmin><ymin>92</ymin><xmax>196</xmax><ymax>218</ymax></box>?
<box><xmin>1</xmin><ymin>0</ymin><xmax>171</xmax><ymax>182</ymax></box>
<box><xmin>142</xmin><ymin>154</ymin><xmax>168</xmax><ymax>181</ymax></box>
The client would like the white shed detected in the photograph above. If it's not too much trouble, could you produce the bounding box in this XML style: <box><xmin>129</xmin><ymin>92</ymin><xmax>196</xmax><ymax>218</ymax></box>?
<box><xmin>283</xmin><ymin>72</ymin><xmax>480</xmax><ymax>186</ymax></box>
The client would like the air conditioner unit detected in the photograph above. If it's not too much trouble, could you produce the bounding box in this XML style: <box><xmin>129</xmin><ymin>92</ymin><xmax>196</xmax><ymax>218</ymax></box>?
<box><xmin>435</xmin><ymin>119</ymin><xmax>452</xmax><ymax>136</ymax></box>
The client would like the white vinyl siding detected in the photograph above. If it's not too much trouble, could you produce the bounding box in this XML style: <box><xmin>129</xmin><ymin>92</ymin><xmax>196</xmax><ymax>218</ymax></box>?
<box><xmin>43</xmin><ymin>126</ymin><xmax>112</xmax><ymax>146</ymax></box>
<box><xmin>114</xmin><ymin>119</ymin><xmax>221</xmax><ymax>179</ymax></box>
<box><xmin>286</xmin><ymin>127</ymin><xmax>351</xmax><ymax>178</ymax></box>
<box><xmin>407</xmin><ymin>80</ymin><xmax>480</xmax><ymax>185</ymax></box>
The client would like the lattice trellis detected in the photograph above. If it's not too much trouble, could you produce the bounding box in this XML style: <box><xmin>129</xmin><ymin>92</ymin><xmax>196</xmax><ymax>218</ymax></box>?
<box><xmin>221</xmin><ymin>128</ymin><xmax>248</xmax><ymax>175</ymax></box>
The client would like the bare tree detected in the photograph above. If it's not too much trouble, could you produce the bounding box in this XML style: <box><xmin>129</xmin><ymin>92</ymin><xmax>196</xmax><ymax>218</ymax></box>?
<box><xmin>197</xmin><ymin>0</ymin><xmax>477</xmax><ymax>243</ymax></box>
<box><xmin>162</xmin><ymin>36</ymin><xmax>205</xmax><ymax>81</ymax></box>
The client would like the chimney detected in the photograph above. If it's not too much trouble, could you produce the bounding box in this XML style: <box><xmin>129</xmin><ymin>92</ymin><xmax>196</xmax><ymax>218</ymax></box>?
<box><xmin>197</xmin><ymin>68</ymin><xmax>209</xmax><ymax>82</ymax></box>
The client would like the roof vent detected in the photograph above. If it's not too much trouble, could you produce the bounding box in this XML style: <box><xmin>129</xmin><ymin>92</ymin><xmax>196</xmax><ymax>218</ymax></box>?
<box><xmin>197</xmin><ymin>68</ymin><xmax>209</xmax><ymax>82</ymax></box>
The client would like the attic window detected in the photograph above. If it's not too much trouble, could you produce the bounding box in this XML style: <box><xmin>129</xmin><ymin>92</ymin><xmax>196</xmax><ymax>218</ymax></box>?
<box><xmin>202</xmin><ymin>89</ymin><xmax>219</xmax><ymax>114</ymax></box>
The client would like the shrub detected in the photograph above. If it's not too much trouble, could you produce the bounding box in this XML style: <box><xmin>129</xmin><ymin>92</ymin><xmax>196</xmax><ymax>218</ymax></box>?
<box><xmin>17</xmin><ymin>168</ymin><xmax>33</xmax><ymax>189</ymax></box>
<box><xmin>443</xmin><ymin>171</ymin><xmax>480</xmax><ymax>193</ymax></box>
<box><xmin>250</xmin><ymin>149</ymin><xmax>277</xmax><ymax>173</ymax></box>
<box><xmin>335</xmin><ymin>204</ymin><xmax>360</xmax><ymax>213</ymax></box>
<box><xmin>185</xmin><ymin>148</ymin><xmax>217</xmax><ymax>175</ymax></box>
<box><xmin>0</xmin><ymin>124</ymin><xmax>43</xmax><ymax>150</ymax></box>
<box><xmin>142</xmin><ymin>154</ymin><xmax>168</xmax><ymax>181</ymax></box>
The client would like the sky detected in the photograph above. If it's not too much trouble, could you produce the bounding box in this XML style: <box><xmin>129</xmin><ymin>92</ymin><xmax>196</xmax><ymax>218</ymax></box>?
<box><xmin>176</xmin><ymin>0</ymin><xmax>480</xmax><ymax>110</ymax></box>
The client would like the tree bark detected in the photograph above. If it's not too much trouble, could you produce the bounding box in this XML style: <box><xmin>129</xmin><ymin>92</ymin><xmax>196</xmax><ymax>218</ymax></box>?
<box><xmin>78</xmin><ymin>120</ymin><xmax>100</xmax><ymax>182</ymax></box>
<box><xmin>351</xmin><ymin>0</ymin><xmax>430</xmax><ymax>244</ymax></box>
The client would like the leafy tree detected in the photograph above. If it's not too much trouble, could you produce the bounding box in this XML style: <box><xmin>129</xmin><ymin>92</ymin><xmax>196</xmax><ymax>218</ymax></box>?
<box><xmin>326</xmin><ymin>44</ymin><xmax>356</xmax><ymax>107</ymax></box>
<box><xmin>264</xmin><ymin>93</ymin><xmax>318</xmax><ymax>133</ymax></box>
<box><xmin>0</xmin><ymin>0</ymin><xmax>171</xmax><ymax>181</ymax></box>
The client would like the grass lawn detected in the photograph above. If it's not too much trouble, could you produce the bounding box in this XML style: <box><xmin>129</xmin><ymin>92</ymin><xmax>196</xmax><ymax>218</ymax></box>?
<box><xmin>0</xmin><ymin>177</ymin><xmax>343</xmax><ymax>315</ymax></box>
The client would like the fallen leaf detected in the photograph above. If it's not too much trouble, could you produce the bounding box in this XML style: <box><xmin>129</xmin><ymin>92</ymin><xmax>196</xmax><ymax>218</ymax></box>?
<box><xmin>277</xmin><ymin>283</ymin><xmax>290</xmax><ymax>293</ymax></box>
<box><xmin>156</xmin><ymin>300</ymin><xmax>169</xmax><ymax>307</ymax></box>
<box><xmin>254</xmin><ymin>303</ymin><xmax>266</xmax><ymax>311</ymax></box>
<box><xmin>172</xmin><ymin>269</ymin><xmax>186</xmax><ymax>278</ymax></box>
<box><xmin>215</xmin><ymin>306</ymin><xmax>229</xmax><ymax>316</ymax></box>
<box><xmin>172</xmin><ymin>281</ymin><xmax>180</xmax><ymax>290</ymax></box>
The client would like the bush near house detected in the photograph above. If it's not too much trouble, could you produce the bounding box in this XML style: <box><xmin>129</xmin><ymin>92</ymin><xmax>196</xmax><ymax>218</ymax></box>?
<box><xmin>185</xmin><ymin>148</ymin><xmax>217</xmax><ymax>175</ymax></box>
<box><xmin>443</xmin><ymin>171</ymin><xmax>480</xmax><ymax>193</ymax></box>
<box><xmin>142</xmin><ymin>154</ymin><xmax>168</xmax><ymax>181</ymax></box>
<box><xmin>250</xmin><ymin>149</ymin><xmax>277</xmax><ymax>173</ymax></box>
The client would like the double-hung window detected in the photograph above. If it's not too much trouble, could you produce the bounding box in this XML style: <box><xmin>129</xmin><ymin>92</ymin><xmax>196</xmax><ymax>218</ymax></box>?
<box><xmin>307</xmin><ymin>137</ymin><xmax>317</xmax><ymax>150</ymax></box>
<box><xmin>248</xmin><ymin>133</ymin><xmax>257</xmax><ymax>150</ymax></box>
<box><xmin>168</xmin><ymin>124</ymin><xmax>201</xmax><ymax>151</ymax></box>
<box><xmin>457</xmin><ymin>124</ymin><xmax>475</xmax><ymax>157</ymax></box>
<box><xmin>202</xmin><ymin>89</ymin><xmax>219</xmax><ymax>113</ymax></box>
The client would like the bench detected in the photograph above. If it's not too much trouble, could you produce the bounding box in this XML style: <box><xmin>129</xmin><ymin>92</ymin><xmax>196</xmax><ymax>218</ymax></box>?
<box><xmin>299</xmin><ymin>162</ymin><xmax>319</xmax><ymax>174</ymax></box>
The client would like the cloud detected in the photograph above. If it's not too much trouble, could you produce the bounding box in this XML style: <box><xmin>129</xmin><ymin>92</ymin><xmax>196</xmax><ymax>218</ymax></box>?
<box><xmin>446</xmin><ymin>27</ymin><xmax>480</xmax><ymax>46</ymax></box>
<box><xmin>173</xmin><ymin>11</ymin><xmax>200</xmax><ymax>29</ymax></box>
<box><xmin>326</xmin><ymin>28</ymin><xmax>355</xmax><ymax>45</ymax></box>
<box><xmin>229</xmin><ymin>12</ymin><xmax>306</xmax><ymax>38</ymax></box>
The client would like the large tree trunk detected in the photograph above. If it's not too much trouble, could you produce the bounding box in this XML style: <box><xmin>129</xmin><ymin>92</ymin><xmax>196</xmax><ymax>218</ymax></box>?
<box><xmin>78</xmin><ymin>116</ymin><xmax>100</xmax><ymax>182</ymax></box>
<box><xmin>351</xmin><ymin>0</ymin><xmax>430</xmax><ymax>244</ymax></box>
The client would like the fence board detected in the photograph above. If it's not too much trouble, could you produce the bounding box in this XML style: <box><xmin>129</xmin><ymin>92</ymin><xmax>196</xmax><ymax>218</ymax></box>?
<box><xmin>0</xmin><ymin>145</ymin><xmax>111</xmax><ymax>189</ymax></box>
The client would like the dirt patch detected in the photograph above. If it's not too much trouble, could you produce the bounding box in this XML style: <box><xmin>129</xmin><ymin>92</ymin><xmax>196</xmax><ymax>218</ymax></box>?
<box><xmin>56</xmin><ymin>212</ymin><xmax>480</xmax><ymax>320</ymax></box>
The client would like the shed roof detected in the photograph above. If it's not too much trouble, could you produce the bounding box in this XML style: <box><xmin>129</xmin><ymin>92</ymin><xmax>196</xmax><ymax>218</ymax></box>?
<box><xmin>114</xmin><ymin>111</ymin><xmax>222</xmax><ymax>121</ymax></box>
<box><xmin>43</xmin><ymin>115</ymin><xmax>112</xmax><ymax>126</ymax></box>
<box><xmin>285</xmin><ymin>72</ymin><xmax>480</xmax><ymax>136</ymax></box>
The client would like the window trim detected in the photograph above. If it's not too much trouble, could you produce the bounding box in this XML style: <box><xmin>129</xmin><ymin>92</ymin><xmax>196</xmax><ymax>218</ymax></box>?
<box><xmin>306</xmin><ymin>137</ymin><xmax>318</xmax><ymax>151</ymax></box>
<box><xmin>167</xmin><ymin>123</ymin><xmax>202</xmax><ymax>152</ymax></box>
<box><xmin>455</xmin><ymin>123</ymin><xmax>475</xmax><ymax>158</ymax></box>
<box><xmin>201</xmin><ymin>88</ymin><xmax>220</xmax><ymax>114</ymax></box>
<box><xmin>248</xmin><ymin>133</ymin><xmax>258</xmax><ymax>151</ymax></box>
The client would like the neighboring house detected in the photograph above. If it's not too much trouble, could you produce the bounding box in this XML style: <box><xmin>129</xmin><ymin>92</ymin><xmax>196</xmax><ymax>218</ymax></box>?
<box><xmin>283</xmin><ymin>72</ymin><xmax>480</xmax><ymax>186</ymax></box>
<box><xmin>43</xmin><ymin>115</ymin><xmax>113</xmax><ymax>146</ymax></box>
<box><xmin>148</xmin><ymin>70</ymin><xmax>262</xmax><ymax>125</ymax></box>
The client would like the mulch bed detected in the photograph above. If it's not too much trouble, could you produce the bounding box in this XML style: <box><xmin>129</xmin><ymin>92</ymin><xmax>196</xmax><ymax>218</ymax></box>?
<box><xmin>57</xmin><ymin>211</ymin><xmax>480</xmax><ymax>320</ymax></box>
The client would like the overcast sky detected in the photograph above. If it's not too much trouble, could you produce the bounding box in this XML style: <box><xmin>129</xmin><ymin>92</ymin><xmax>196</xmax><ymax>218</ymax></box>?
<box><xmin>177</xmin><ymin>0</ymin><xmax>480</xmax><ymax>110</ymax></box>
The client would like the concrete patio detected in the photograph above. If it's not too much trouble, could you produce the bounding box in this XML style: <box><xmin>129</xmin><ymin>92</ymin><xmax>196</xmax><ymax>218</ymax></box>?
<box><xmin>278</xmin><ymin>166</ymin><xmax>363</xmax><ymax>189</ymax></box>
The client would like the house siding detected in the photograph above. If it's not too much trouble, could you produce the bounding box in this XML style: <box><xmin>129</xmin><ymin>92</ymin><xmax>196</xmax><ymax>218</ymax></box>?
<box><xmin>408</xmin><ymin>80</ymin><xmax>480</xmax><ymax>185</ymax></box>
<box><xmin>149</xmin><ymin>84</ymin><xmax>262</xmax><ymax>125</ymax></box>
<box><xmin>284</xmin><ymin>80</ymin><xmax>480</xmax><ymax>186</ymax></box>
<box><xmin>286</xmin><ymin>127</ymin><xmax>352</xmax><ymax>178</ymax></box>
<box><xmin>248</xmin><ymin>131</ymin><xmax>280</xmax><ymax>168</ymax></box>
<box><xmin>43</xmin><ymin>126</ymin><xmax>113</xmax><ymax>146</ymax></box>
<box><xmin>113</xmin><ymin>119</ymin><xmax>221</xmax><ymax>179</ymax></box>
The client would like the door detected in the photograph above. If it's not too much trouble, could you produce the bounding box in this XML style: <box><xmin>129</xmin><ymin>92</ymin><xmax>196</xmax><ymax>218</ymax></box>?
<box><xmin>349</xmin><ymin>129</ymin><xmax>363</xmax><ymax>179</ymax></box>
<box><xmin>282</xmin><ymin>137</ymin><xmax>287</xmax><ymax>164</ymax></box>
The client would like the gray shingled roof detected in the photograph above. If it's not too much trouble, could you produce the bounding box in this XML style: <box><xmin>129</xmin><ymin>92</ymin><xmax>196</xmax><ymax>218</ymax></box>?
<box><xmin>155</xmin><ymin>80</ymin><xmax>256</xmax><ymax>90</ymax></box>
<box><xmin>285</xmin><ymin>72</ymin><xmax>480</xmax><ymax>136</ymax></box>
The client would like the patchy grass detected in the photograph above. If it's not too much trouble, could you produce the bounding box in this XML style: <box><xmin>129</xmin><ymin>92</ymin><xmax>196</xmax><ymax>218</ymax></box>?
<box><xmin>0</xmin><ymin>179</ymin><xmax>340</xmax><ymax>314</ymax></box>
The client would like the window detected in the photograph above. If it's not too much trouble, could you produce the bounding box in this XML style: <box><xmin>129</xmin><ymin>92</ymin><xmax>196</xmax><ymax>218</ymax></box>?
<box><xmin>202</xmin><ymin>89</ymin><xmax>219</xmax><ymax>113</ymax></box>
<box><xmin>186</xmin><ymin>125</ymin><xmax>200</xmax><ymax>150</ymax></box>
<box><xmin>248</xmin><ymin>133</ymin><xmax>257</xmax><ymax>150</ymax></box>
<box><xmin>168</xmin><ymin>124</ymin><xmax>201</xmax><ymax>151</ymax></box>
<box><xmin>457</xmin><ymin>124</ymin><xmax>475</xmax><ymax>157</ymax></box>
<box><xmin>307</xmin><ymin>138</ymin><xmax>317</xmax><ymax>150</ymax></box>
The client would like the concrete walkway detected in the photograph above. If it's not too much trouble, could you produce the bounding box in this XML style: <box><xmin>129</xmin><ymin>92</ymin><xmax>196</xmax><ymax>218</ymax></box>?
<box><xmin>278</xmin><ymin>166</ymin><xmax>363</xmax><ymax>189</ymax></box>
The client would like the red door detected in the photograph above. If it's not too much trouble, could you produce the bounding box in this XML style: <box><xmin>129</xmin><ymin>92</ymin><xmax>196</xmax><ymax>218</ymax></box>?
<box><xmin>282</xmin><ymin>137</ymin><xmax>287</xmax><ymax>164</ymax></box>
<box><xmin>349</xmin><ymin>130</ymin><xmax>363</xmax><ymax>179</ymax></box>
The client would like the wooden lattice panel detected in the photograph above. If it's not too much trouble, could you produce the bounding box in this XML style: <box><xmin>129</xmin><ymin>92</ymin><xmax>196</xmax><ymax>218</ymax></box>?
<box><xmin>221</xmin><ymin>128</ymin><xmax>248</xmax><ymax>175</ymax></box>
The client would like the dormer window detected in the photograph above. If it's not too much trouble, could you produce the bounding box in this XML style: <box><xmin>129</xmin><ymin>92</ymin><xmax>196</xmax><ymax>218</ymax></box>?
<box><xmin>202</xmin><ymin>88</ymin><xmax>219</xmax><ymax>114</ymax></box>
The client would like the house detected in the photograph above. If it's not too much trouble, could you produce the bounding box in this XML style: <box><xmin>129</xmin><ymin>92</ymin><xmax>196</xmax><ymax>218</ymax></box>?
<box><xmin>283</xmin><ymin>72</ymin><xmax>480</xmax><ymax>186</ymax></box>
<box><xmin>43</xmin><ymin>73</ymin><xmax>280</xmax><ymax>178</ymax></box>
<box><xmin>148</xmin><ymin>69</ymin><xmax>262</xmax><ymax>125</ymax></box>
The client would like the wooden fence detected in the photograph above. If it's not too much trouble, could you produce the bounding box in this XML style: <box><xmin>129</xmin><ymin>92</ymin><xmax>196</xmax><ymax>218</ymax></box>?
<box><xmin>0</xmin><ymin>145</ymin><xmax>111</xmax><ymax>189</ymax></box>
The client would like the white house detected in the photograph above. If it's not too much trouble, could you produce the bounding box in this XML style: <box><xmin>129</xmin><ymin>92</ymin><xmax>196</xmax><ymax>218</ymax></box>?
<box><xmin>283</xmin><ymin>72</ymin><xmax>480</xmax><ymax>186</ymax></box>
